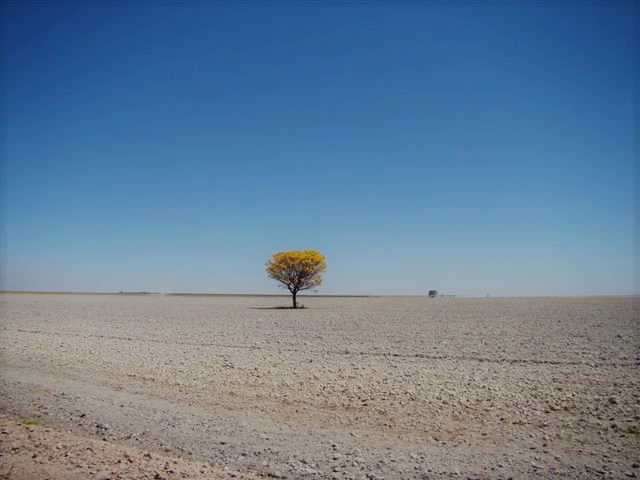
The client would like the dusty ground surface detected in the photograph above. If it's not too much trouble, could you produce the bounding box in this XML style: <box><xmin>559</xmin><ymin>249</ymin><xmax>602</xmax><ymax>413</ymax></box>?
<box><xmin>0</xmin><ymin>413</ymin><xmax>245</xmax><ymax>480</ymax></box>
<box><xmin>0</xmin><ymin>293</ymin><xmax>638</xmax><ymax>479</ymax></box>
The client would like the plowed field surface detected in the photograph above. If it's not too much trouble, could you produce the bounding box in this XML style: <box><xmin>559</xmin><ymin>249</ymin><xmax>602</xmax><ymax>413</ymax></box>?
<box><xmin>1</xmin><ymin>294</ymin><xmax>638</xmax><ymax>479</ymax></box>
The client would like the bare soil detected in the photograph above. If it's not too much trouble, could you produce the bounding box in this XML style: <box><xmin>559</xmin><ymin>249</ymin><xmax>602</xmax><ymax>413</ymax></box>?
<box><xmin>0</xmin><ymin>293</ymin><xmax>638</xmax><ymax>479</ymax></box>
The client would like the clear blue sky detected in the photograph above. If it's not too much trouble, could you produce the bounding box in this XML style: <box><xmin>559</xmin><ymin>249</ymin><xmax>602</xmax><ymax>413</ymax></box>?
<box><xmin>1</xmin><ymin>1</ymin><xmax>637</xmax><ymax>296</ymax></box>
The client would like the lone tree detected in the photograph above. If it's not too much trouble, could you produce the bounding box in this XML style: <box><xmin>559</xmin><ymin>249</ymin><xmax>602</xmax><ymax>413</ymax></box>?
<box><xmin>266</xmin><ymin>250</ymin><xmax>327</xmax><ymax>308</ymax></box>
<box><xmin>428</xmin><ymin>290</ymin><xmax>438</xmax><ymax>298</ymax></box>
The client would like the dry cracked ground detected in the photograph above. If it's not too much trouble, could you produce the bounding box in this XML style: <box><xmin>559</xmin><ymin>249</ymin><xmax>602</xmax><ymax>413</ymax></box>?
<box><xmin>0</xmin><ymin>293</ymin><xmax>638</xmax><ymax>479</ymax></box>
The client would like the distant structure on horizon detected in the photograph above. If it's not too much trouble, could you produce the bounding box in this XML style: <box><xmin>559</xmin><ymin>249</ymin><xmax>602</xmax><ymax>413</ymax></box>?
<box><xmin>428</xmin><ymin>290</ymin><xmax>438</xmax><ymax>298</ymax></box>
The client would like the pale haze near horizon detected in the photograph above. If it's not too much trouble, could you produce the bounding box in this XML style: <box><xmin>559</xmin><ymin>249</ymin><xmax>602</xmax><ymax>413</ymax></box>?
<box><xmin>1</xmin><ymin>2</ymin><xmax>637</xmax><ymax>297</ymax></box>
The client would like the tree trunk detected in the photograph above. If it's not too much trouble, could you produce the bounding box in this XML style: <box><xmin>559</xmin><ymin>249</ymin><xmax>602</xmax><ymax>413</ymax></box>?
<box><xmin>292</xmin><ymin>291</ymin><xmax>297</xmax><ymax>309</ymax></box>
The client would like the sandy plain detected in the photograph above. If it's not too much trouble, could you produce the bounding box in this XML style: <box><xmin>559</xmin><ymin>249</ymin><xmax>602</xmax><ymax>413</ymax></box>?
<box><xmin>0</xmin><ymin>293</ymin><xmax>638</xmax><ymax>479</ymax></box>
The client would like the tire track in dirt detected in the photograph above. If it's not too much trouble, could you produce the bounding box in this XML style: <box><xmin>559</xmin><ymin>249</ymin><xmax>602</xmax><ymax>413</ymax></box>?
<box><xmin>5</xmin><ymin>328</ymin><xmax>638</xmax><ymax>368</ymax></box>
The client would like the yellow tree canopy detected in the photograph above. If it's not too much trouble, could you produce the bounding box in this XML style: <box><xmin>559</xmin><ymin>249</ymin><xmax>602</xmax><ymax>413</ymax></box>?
<box><xmin>266</xmin><ymin>250</ymin><xmax>327</xmax><ymax>307</ymax></box>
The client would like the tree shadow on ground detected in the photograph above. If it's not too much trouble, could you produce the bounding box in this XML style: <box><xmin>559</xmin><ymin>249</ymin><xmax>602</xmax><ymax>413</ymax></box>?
<box><xmin>249</xmin><ymin>306</ymin><xmax>307</xmax><ymax>310</ymax></box>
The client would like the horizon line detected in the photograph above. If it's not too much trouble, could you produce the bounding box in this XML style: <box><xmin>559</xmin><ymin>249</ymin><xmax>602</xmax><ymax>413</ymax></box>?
<box><xmin>0</xmin><ymin>290</ymin><xmax>637</xmax><ymax>299</ymax></box>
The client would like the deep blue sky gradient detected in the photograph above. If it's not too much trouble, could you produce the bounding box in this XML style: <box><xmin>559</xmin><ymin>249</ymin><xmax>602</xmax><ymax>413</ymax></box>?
<box><xmin>1</xmin><ymin>1</ymin><xmax>638</xmax><ymax>295</ymax></box>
